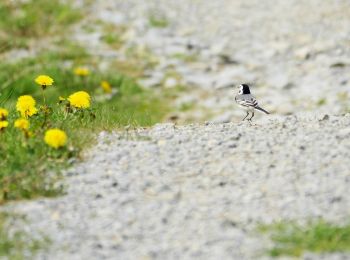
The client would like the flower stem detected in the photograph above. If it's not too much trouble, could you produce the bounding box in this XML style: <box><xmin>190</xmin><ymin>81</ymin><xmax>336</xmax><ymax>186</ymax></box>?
<box><xmin>41</xmin><ymin>88</ymin><xmax>46</xmax><ymax>106</ymax></box>
<box><xmin>41</xmin><ymin>88</ymin><xmax>48</xmax><ymax>127</ymax></box>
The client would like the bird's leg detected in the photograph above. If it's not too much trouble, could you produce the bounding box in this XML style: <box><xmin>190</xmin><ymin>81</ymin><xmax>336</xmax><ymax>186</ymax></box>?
<box><xmin>242</xmin><ymin>111</ymin><xmax>250</xmax><ymax>121</ymax></box>
<box><xmin>248</xmin><ymin>111</ymin><xmax>255</xmax><ymax>121</ymax></box>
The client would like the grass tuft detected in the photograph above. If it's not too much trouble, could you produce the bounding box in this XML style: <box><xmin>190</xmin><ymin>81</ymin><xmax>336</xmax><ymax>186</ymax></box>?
<box><xmin>259</xmin><ymin>220</ymin><xmax>350</xmax><ymax>257</ymax></box>
<box><xmin>0</xmin><ymin>212</ymin><xmax>49</xmax><ymax>259</ymax></box>
<box><xmin>148</xmin><ymin>14</ymin><xmax>169</xmax><ymax>28</ymax></box>
<box><xmin>172</xmin><ymin>53</ymin><xmax>198</xmax><ymax>63</ymax></box>
<box><xmin>101</xmin><ymin>23</ymin><xmax>126</xmax><ymax>50</ymax></box>
<box><xmin>0</xmin><ymin>0</ymin><xmax>82</xmax><ymax>53</ymax></box>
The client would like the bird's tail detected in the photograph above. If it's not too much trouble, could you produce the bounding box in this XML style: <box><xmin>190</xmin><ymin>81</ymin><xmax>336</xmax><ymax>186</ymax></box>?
<box><xmin>255</xmin><ymin>106</ymin><xmax>270</xmax><ymax>114</ymax></box>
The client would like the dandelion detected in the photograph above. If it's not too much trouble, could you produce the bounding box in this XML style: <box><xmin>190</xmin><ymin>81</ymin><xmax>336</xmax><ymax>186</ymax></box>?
<box><xmin>100</xmin><ymin>81</ymin><xmax>112</xmax><ymax>93</ymax></box>
<box><xmin>68</xmin><ymin>91</ymin><xmax>91</xmax><ymax>109</ymax></box>
<box><xmin>44</xmin><ymin>129</ymin><xmax>67</xmax><ymax>149</ymax></box>
<box><xmin>74</xmin><ymin>67</ymin><xmax>90</xmax><ymax>77</ymax></box>
<box><xmin>0</xmin><ymin>108</ymin><xmax>8</xmax><ymax>120</ymax></box>
<box><xmin>16</xmin><ymin>95</ymin><xmax>38</xmax><ymax>118</ymax></box>
<box><xmin>14</xmin><ymin>118</ymin><xmax>30</xmax><ymax>130</ymax></box>
<box><xmin>35</xmin><ymin>75</ymin><xmax>53</xmax><ymax>105</ymax></box>
<box><xmin>0</xmin><ymin>121</ymin><xmax>9</xmax><ymax>130</ymax></box>
<box><xmin>35</xmin><ymin>75</ymin><xmax>54</xmax><ymax>89</ymax></box>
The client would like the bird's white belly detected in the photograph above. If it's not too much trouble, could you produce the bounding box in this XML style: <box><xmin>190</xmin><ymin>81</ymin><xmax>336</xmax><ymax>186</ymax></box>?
<box><xmin>237</xmin><ymin>104</ymin><xmax>255</xmax><ymax>112</ymax></box>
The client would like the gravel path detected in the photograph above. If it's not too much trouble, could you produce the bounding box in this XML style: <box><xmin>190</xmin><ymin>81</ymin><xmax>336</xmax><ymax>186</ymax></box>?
<box><xmin>7</xmin><ymin>114</ymin><xmax>350</xmax><ymax>259</ymax></box>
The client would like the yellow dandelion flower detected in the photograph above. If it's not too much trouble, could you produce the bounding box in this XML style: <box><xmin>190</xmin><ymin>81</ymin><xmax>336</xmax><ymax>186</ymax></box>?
<box><xmin>74</xmin><ymin>67</ymin><xmax>90</xmax><ymax>76</ymax></box>
<box><xmin>100</xmin><ymin>81</ymin><xmax>112</xmax><ymax>93</ymax></box>
<box><xmin>35</xmin><ymin>75</ymin><xmax>54</xmax><ymax>89</ymax></box>
<box><xmin>68</xmin><ymin>91</ymin><xmax>91</xmax><ymax>109</ymax></box>
<box><xmin>16</xmin><ymin>95</ymin><xmax>38</xmax><ymax>118</ymax></box>
<box><xmin>0</xmin><ymin>108</ymin><xmax>8</xmax><ymax>120</ymax></box>
<box><xmin>44</xmin><ymin>129</ymin><xmax>67</xmax><ymax>149</ymax></box>
<box><xmin>0</xmin><ymin>121</ymin><xmax>9</xmax><ymax>130</ymax></box>
<box><xmin>14</xmin><ymin>118</ymin><xmax>30</xmax><ymax>130</ymax></box>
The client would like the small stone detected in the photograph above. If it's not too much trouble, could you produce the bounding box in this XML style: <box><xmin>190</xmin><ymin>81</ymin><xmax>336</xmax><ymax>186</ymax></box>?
<box><xmin>157</xmin><ymin>139</ymin><xmax>167</xmax><ymax>146</ymax></box>
<box><xmin>95</xmin><ymin>194</ymin><xmax>103</xmax><ymax>199</ymax></box>
<box><xmin>294</xmin><ymin>47</ymin><xmax>311</xmax><ymax>60</ymax></box>
<box><xmin>320</xmin><ymin>114</ymin><xmax>329</xmax><ymax>121</ymax></box>
<box><xmin>330</xmin><ymin>62</ymin><xmax>347</xmax><ymax>68</ymax></box>
<box><xmin>164</xmin><ymin>77</ymin><xmax>178</xmax><ymax>88</ymax></box>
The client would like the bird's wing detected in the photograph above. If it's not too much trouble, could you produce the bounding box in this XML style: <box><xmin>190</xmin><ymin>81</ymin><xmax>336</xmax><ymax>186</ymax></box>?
<box><xmin>235</xmin><ymin>94</ymin><xmax>259</xmax><ymax>108</ymax></box>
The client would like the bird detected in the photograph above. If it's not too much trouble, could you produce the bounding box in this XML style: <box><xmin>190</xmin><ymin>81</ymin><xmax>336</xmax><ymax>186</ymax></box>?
<box><xmin>235</xmin><ymin>84</ymin><xmax>269</xmax><ymax>121</ymax></box>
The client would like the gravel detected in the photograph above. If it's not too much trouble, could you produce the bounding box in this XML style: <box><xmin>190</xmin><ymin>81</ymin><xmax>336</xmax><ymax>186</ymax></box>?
<box><xmin>77</xmin><ymin>0</ymin><xmax>350</xmax><ymax>122</ymax></box>
<box><xmin>6</xmin><ymin>114</ymin><xmax>350</xmax><ymax>259</ymax></box>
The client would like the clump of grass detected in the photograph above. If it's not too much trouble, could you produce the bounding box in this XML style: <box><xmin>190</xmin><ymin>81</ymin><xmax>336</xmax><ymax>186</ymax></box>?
<box><xmin>0</xmin><ymin>0</ymin><xmax>82</xmax><ymax>53</ymax></box>
<box><xmin>0</xmin><ymin>212</ymin><xmax>49</xmax><ymax>259</ymax></box>
<box><xmin>110</xmin><ymin>59</ymin><xmax>146</xmax><ymax>78</ymax></box>
<box><xmin>148</xmin><ymin>14</ymin><xmax>169</xmax><ymax>28</ymax></box>
<box><xmin>0</xmin><ymin>44</ymin><xmax>171</xmax><ymax>203</ymax></box>
<box><xmin>172</xmin><ymin>53</ymin><xmax>198</xmax><ymax>63</ymax></box>
<box><xmin>121</xmin><ymin>45</ymin><xmax>159</xmax><ymax>75</ymax></box>
<box><xmin>102</xmin><ymin>34</ymin><xmax>123</xmax><ymax>48</ymax></box>
<box><xmin>179</xmin><ymin>102</ymin><xmax>195</xmax><ymax>112</ymax></box>
<box><xmin>259</xmin><ymin>220</ymin><xmax>350</xmax><ymax>257</ymax></box>
<box><xmin>317</xmin><ymin>98</ymin><xmax>326</xmax><ymax>106</ymax></box>
<box><xmin>101</xmin><ymin>23</ymin><xmax>126</xmax><ymax>50</ymax></box>
<box><xmin>337</xmin><ymin>92</ymin><xmax>350</xmax><ymax>113</ymax></box>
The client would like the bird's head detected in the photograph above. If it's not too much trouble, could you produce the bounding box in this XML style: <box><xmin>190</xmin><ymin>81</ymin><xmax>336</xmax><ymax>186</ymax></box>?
<box><xmin>237</xmin><ymin>84</ymin><xmax>251</xmax><ymax>95</ymax></box>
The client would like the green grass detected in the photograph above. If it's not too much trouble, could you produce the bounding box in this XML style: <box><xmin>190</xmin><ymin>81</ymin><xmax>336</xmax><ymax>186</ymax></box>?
<box><xmin>0</xmin><ymin>44</ymin><xmax>171</xmax><ymax>203</ymax></box>
<box><xmin>101</xmin><ymin>34</ymin><xmax>123</xmax><ymax>48</ymax></box>
<box><xmin>317</xmin><ymin>98</ymin><xmax>326</xmax><ymax>106</ymax></box>
<box><xmin>337</xmin><ymin>92</ymin><xmax>350</xmax><ymax>113</ymax></box>
<box><xmin>179</xmin><ymin>102</ymin><xmax>195</xmax><ymax>112</ymax></box>
<box><xmin>148</xmin><ymin>15</ymin><xmax>169</xmax><ymax>28</ymax></box>
<box><xmin>0</xmin><ymin>0</ymin><xmax>82</xmax><ymax>53</ymax></box>
<box><xmin>101</xmin><ymin>23</ymin><xmax>126</xmax><ymax>50</ymax></box>
<box><xmin>259</xmin><ymin>220</ymin><xmax>350</xmax><ymax>257</ymax></box>
<box><xmin>0</xmin><ymin>212</ymin><xmax>49</xmax><ymax>259</ymax></box>
<box><xmin>172</xmin><ymin>53</ymin><xmax>198</xmax><ymax>63</ymax></box>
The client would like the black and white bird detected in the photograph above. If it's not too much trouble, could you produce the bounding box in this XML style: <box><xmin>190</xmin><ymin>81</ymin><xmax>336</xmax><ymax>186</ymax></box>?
<box><xmin>235</xmin><ymin>84</ymin><xmax>269</xmax><ymax>121</ymax></box>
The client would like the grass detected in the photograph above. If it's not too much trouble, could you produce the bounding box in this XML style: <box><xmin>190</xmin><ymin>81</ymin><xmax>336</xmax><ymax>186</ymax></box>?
<box><xmin>179</xmin><ymin>102</ymin><xmax>195</xmax><ymax>112</ymax></box>
<box><xmin>172</xmin><ymin>53</ymin><xmax>198</xmax><ymax>63</ymax></box>
<box><xmin>0</xmin><ymin>212</ymin><xmax>49</xmax><ymax>259</ymax></box>
<box><xmin>337</xmin><ymin>92</ymin><xmax>350</xmax><ymax>113</ymax></box>
<box><xmin>0</xmin><ymin>0</ymin><xmax>82</xmax><ymax>53</ymax></box>
<box><xmin>0</xmin><ymin>50</ymin><xmax>172</xmax><ymax>260</ymax></box>
<box><xmin>317</xmin><ymin>98</ymin><xmax>326</xmax><ymax>106</ymax></box>
<box><xmin>259</xmin><ymin>220</ymin><xmax>350</xmax><ymax>257</ymax></box>
<box><xmin>0</xmin><ymin>43</ymin><xmax>171</xmax><ymax>203</ymax></box>
<box><xmin>101</xmin><ymin>23</ymin><xmax>126</xmax><ymax>50</ymax></box>
<box><xmin>148</xmin><ymin>14</ymin><xmax>169</xmax><ymax>28</ymax></box>
<box><xmin>108</xmin><ymin>46</ymin><xmax>159</xmax><ymax>78</ymax></box>
<box><xmin>102</xmin><ymin>34</ymin><xmax>124</xmax><ymax>49</ymax></box>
